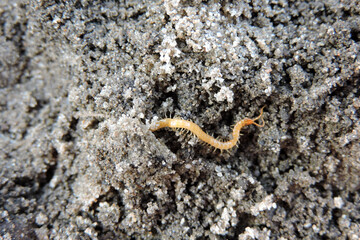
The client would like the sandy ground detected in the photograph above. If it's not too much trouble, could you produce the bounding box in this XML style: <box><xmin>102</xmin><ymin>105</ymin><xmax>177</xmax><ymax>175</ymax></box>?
<box><xmin>0</xmin><ymin>0</ymin><xmax>359</xmax><ymax>239</ymax></box>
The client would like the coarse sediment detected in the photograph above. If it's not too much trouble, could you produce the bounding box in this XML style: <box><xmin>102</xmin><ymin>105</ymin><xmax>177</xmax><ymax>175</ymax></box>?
<box><xmin>0</xmin><ymin>0</ymin><xmax>359</xmax><ymax>239</ymax></box>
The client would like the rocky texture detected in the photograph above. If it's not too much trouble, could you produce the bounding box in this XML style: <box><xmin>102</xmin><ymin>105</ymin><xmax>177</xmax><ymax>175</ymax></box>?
<box><xmin>0</xmin><ymin>0</ymin><xmax>359</xmax><ymax>239</ymax></box>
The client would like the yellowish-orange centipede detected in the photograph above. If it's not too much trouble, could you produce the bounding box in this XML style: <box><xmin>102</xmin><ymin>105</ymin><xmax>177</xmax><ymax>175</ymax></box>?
<box><xmin>150</xmin><ymin>107</ymin><xmax>265</xmax><ymax>150</ymax></box>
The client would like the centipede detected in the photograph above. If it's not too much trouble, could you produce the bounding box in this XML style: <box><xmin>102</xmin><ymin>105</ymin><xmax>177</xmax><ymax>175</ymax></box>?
<box><xmin>150</xmin><ymin>107</ymin><xmax>265</xmax><ymax>150</ymax></box>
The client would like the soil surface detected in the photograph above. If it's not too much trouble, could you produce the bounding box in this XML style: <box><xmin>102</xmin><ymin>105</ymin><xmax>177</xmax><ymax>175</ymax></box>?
<box><xmin>0</xmin><ymin>0</ymin><xmax>359</xmax><ymax>239</ymax></box>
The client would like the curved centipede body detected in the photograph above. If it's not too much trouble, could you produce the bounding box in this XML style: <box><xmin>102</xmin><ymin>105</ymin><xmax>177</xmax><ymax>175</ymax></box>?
<box><xmin>150</xmin><ymin>107</ymin><xmax>265</xmax><ymax>150</ymax></box>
